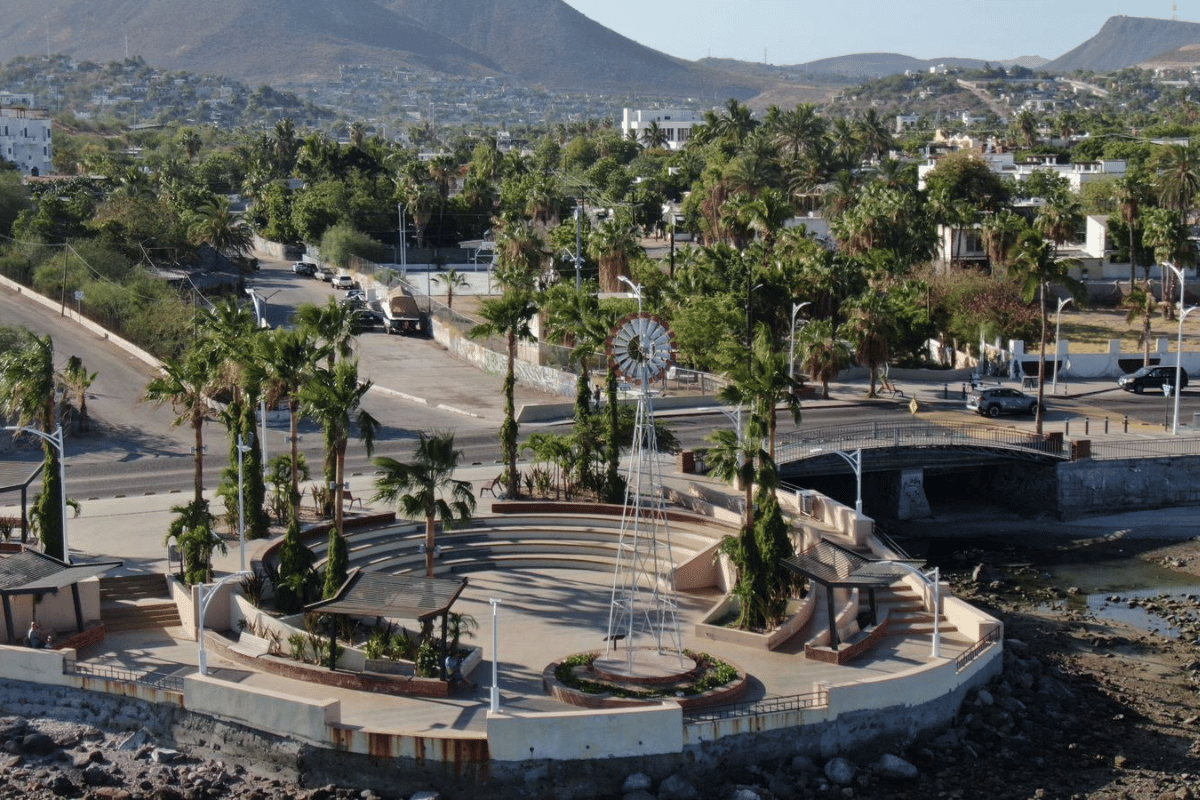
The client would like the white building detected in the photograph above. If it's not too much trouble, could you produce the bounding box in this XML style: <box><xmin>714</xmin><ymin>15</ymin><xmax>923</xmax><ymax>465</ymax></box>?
<box><xmin>620</xmin><ymin>109</ymin><xmax>698</xmax><ymax>150</ymax></box>
<box><xmin>918</xmin><ymin>149</ymin><xmax>1126</xmax><ymax>193</ymax></box>
<box><xmin>1</xmin><ymin>107</ymin><xmax>53</xmax><ymax>176</ymax></box>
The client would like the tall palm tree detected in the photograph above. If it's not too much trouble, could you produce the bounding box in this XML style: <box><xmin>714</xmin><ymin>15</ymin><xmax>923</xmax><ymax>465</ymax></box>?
<box><xmin>589</xmin><ymin>215</ymin><xmax>641</xmax><ymax>293</ymax></box>
<box><xmin>844</xmin><ymin>290</ymin><xmax>896</xmax><ymax>398</ymax></box>
<box><xmin>982</xmin><ymin>210</ymin><xmax>1028</xmax><ymax>277</ymax></box>
<box><xmin>0</xmin><ymin>332</ymin><xmax>65</xmax><ymax>557</ymax></box>
<box><xmin>62</xmin><ymin>355</ymin><xmax>96</xmax><ymax>434</ymax></box>
<box><xmin>639</xmin><ymin>120</ymin><xmax>669</xmax><ymax>149</ymax></box>
<box><xmin>1009</xmin><ymin>229</ymin><xmax>1085</xmax><ymax>434</ymax></box>
<box><xmin>373</xmin><ymin>431</ymin><xmax>475</xmax><ymax>578</ymax></box>
<box><xmin>1155</xmin><ymin>142</ymin><xmax>1200</xmax><ymax>216</ymax></box>
<box><xmin>145</xmin><ymin>348</ymin><xmax>221</xmax><ymax>505</ymax></box>
<box><xmin>1123</xmin><ymin>286</ymin><xmax>1158</xmax><ymax>368</ymax></box>
<box><xmin>718</xmin><ymin>328</ymin><xmax>801</xmax><ymax>461</ymax></box>
<box><xmin>468</xmin><ymin>292</ymin><xmax>538</xmax><ymax>499</ymax></box>
<box><xmin>258</xmin><ymin>328</ymin><xmax>326</xmax><ymax>519</ymax></box>
<box><xmin>797</xmin><ymin>319</ymin><xmax>851</xmax><ymax>399</ymax></box>
<box><xmin>298</xmin><ymin>359</ymin><xmax>378</xmax><ymax>593</ymax></box>
<box><xmin>1143</xmin><ymin>206</ymin><xmax>1196</xmax><ymax>321</ymax></box>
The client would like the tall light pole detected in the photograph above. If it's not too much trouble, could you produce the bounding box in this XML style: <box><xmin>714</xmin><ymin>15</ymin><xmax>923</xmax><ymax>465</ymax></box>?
<box><xmin>489</xmin><ymin>598</ymin><xmax>502</xmax><ymax>713</ymax></box>
<box><xmin>833</xmin><ymin>448</ymin><xmax>863</xmax><ymax>516</ymax></box>
<box><xmin>197</xmin><ymin>570</ymin><xmax>251</xmax><ymax>676</ymax></box>
<box><xmin>618</xmin><ymin>275</ymin><xmax>643</xmax><ymax>313</ymax></box>
<box><xmin>1163</xmin><ymin>262</ymin><xmax>1189</xmax><ymax>434</ymax></box>
<box><xmin>1174</xmin><ymin>305</ymin><xmax>1199</xmax><ymax>435</ymax></box>
<box><xmin>1051</xmin><ymin>296</ymin><xmax>1073</xmax><ymax>396</ymax></box>
<box><xmin>574</xmin><ymin>203</ymin><xmax>583</xmax><ymax>290</ymax></box>
<box><xmin>788</xmin><ymin>301</ymin><xmax>812</xmax><ymax>382</ymax></box>
<box><xmin>236</xmin><ymin>435</ymin><xmax>252</xmax><ymax>573</ymax></box>
<box><xmin>4</xmin><ymin>424</ymin><xmax>67</xmax><ymax>563</ymax></box>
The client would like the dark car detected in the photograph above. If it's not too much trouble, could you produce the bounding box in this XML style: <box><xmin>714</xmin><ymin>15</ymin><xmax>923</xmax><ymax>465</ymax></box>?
<box><xmin>966</xmin><ymin>387</ymin><xmax>1039</xmax><ymax>418</ymax></box>
<box><xmin>1118</xmin><ymin>365</ymin><xmax>1189</xmax><ymax>394</ymax></box>
<box><xmin>350</xmin><ymin>310</ymin><xmax>382</xmax><ymax>334</ymax></box>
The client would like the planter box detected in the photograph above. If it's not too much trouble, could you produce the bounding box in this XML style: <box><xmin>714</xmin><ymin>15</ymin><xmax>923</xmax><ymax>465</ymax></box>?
<box><xmin>694</xmin><ymin>593</ymin><xmax>815</xmax><ymax>651</ymax></box>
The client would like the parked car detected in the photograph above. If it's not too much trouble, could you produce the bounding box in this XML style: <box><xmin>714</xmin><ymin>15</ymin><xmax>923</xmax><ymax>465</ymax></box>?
<box><xmin>333</xmin><ymin>274</ymin><xmax>354</xmax><ymax>290</ymax></box>
<box><xmin>317</xmin><ymin>267</ymin><xmax>335</xmax><ymax>282</ymax></box>
<box><xmin>291</xmin><ymin>261</ymin><xmax>316</xmax><ymax>276</ymax></box>
<box><xmin>350</xmin><ymin>309</ymin><xmax>382</xmax><ymax>334</ymax></box>
<box><xmin>967</xmin><ymin>387</ymin><xmax>1039</xmax><ymax>418</ymax></box>
<box><xmin>1118</xmin><ymin>365</ymin><xmax>1189</xmax><ymax>394</ymax></box>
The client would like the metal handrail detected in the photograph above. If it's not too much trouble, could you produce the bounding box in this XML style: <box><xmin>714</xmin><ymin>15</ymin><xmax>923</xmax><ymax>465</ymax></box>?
<box><xmin>63</xmin><ymin>659</ymin><xmax>185</xmax><ymax>693</ymax></box>
<box><xmin>1086</xmin><ymin>437</ymin><xmax>1200</xmax><ymax>460</ymax></box>
<box><xmin>955</xmin><ymin>626</ymin><xmax>1002</xmax><ymax>671</ymax></box>
<box><xmin>683</xmin><ymin>688</ymin><xmax>828</xmax><ymax>722</ymax></box>
<box><xmin>777</xmin><ymin>421</ymin><xmax>1065</xmax><ymax>464</ymax></box>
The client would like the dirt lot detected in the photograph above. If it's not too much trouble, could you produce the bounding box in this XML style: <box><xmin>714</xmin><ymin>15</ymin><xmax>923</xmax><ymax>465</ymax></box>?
<box><xmin>1060</xmin><ymin>308</ymin><xmax>1200</xmax><ymax>354</ymax></box>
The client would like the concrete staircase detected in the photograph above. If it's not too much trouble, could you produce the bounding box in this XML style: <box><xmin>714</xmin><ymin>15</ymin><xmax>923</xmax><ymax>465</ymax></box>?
<box><xmin>875</xmin><ymin>585</ymin><xmax>958</xmax><ymax>637</ymax></box>
<box><xmin>99</xmin><ymin>575</ymin><xmax>180</xmax><ymax>633</ymax></box>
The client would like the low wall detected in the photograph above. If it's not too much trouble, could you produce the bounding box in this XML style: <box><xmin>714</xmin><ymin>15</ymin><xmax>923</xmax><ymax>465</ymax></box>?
<box><xmin>185</xmin><ymin>672</ymin><xmax>339</xmax><ymax>746</ymax></box>
<box><xmin>169</xmin><ymin>576</ymin><xmax>239</xmax><ymax>641</ymax></box>
<box><xmin>0</xmin><ymin>643</ymin><xmax>76</xmax><ymax>687</ymax></box>
<box><xmin>695</xmin><ymin>593</ymin><xmax>816</xmax><ymax>651</ymax></box>
<box><xmin>487</xmin><ymin>703</ymin><xmax>683</xmax><ymax>761</ymax></box>
<box><xmin>430</xmin><ymin>317</ymin><xmax>575</xmax><ymax>399</ymax></box>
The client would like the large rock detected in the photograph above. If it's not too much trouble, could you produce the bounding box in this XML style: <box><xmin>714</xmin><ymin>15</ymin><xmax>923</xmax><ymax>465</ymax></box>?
<box><xmin>823</xmin><ymin>757</ymin><xmax>857</xmax><ymax>786</ymax></box>
<box><xmin>657</xmin><ymin>773</ymin><xmax>699</xmax><ymax>800</ymax></box>
<box><xmin>21</xmin><ymin>733</ymin><xmax>57</xmax><ymax>757</ymax></box>
<box><xmin>872</xmin><ymin>754</ymin><xmax>919</xmax><ymax>780</ymax></box>
<box><xmin>622</xmin><ymin>773</ymin><xmax>652</xmax><ymax>793</ymax></box>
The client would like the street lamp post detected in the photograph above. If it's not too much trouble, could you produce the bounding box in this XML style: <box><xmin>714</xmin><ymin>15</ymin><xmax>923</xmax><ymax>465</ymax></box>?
<box><xmin>197</xmin><ymin>570</ymin><xmax>252</xmax><ymax>675</ymax></box>
<box><xmin>574</xmin><ymin>204</ymin><xmax>583</xmax><ymax>290</ymax></box>
<box><xmin>788</xmin><ymin>301</ymin><xmax>812</xmax><ymax>382</ymax></box>
<box><xmin>1174</xmin><ymin>305</ymin><xmax>1199</xmax><ymax>434</ymax></box>
<box><xmin>489</xmin><ymin>597</ymin><xmax>502</xmax><ymax>713</ymax></box>
<box><xmin>618</xmin><ymin>275</ymin><xmax>643</xmax><ymax>313</ymax></box>
<box><xmin>832</xmin><ymin>448</ymin><xmax>863</xmax><ymax>516</ymax></box>
<box><xmin>4</xmin><ymin>424</ymin><xmax>67</xmax><ymax>563</ymax></box>
<box><xmin>236</xmin><ymin>435</ymin><xmax>252</xmax><ymax>573</ymax></box>
<box><xmin>1163</xmin><ymin>262</ymin><xmax>1189</xmax><ymax>434</ymax></box>
<box><xmin>1051</xmin><ymin>297</ymin><xmax>1073</xmax><ymax>396</ymax></box>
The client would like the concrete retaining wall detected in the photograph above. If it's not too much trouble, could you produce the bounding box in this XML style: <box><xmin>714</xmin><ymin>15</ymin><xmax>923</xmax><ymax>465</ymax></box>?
<box><xmin>1057</xmin><ymin>455</ymin><xmax>1200</xmax><ymax>517</ymax></box>
<box><xmin>184</xmin><ymin>673</ymin><xmax>339</xmax><ymax>747</ymax></box>
<box><xmin>487</xmin><ymin>703</ymin><xmax>683</xmax><ymax>761</ymax></box>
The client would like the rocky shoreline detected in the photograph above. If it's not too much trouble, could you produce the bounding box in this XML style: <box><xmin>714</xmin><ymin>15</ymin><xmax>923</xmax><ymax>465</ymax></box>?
<box><xmin>3</xmin><ymin>536</ymin><xmax>1199</xmax><ymax>799</ymax></box>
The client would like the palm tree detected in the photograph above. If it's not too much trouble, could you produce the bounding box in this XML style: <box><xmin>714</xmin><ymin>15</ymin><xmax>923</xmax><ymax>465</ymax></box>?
<box><xmin>639</xmin><ymin>120</ymin><xmax>669</xmax><ymax>149</ymax></box>
<box><xmin>1155</xmin><ymin>142</ymin><xmax>1200</xmax><ymax>216</ymax></box>
<box><xmin>432</xmin><ymin>268</ymin><xmax>469</xmax><ymax>311</ymax></box>
<box><xmin>718</xmin><ymin>328</ymin><xmax>801</xmax><ymax>461</ymax></box>
<box><xmin>796</xmin><ymin>319</ymin><xmax>850</xmax><ymax>399</ymax></box>
<box><xmin>1123</xmin><ymin>286</ymin><xmax>1158</xmax><ymax>367</ymax></box>
<box><xmin>1035</xmin><ymin>193</ymin><xmax>1083</xmax><ymax>257</ymax></box>
<box><xmin>1143</xmin><ymin>206</ymin><xmax>1195</xmax><ymax>321</ymax></box>
<box><xmin>62</xmin><ymin>355</ymin><xmax>96</xmax><ymax>434</ymax></box>
<box><xmin>298</xmin><ymin>360</ymin><xmax>378</xmax><ymax>593</ymax></box>
<box><xmin>589</xmin><ymin>215</ymin><xmax>641</xmax><ymax>293</ymax></box>
<box><xmin>492</xmin><ymin>218</ymin><xmax>545</xmax><ymax>291</ymax></box>
<box><xmin>982</xmin><ymin>210</ymin><xmax>1028</xmax><ymax>277</ymax></box>
<box><xmin>144</xmin><ymin>348</ymin><xmax>220</xmax><ymax>505</ymax></box>
<box><xmin>468</xmin><ymin>292</ymin><xmax>538</xmax><ymax>499</ymax></box>
<box><xmin>0</xmin><ymin>332</ymin><xmax>65</xmax><ymax>557</ymax></box>
<box><xmin>294</xmin><ymin>294</ymin><xmax>358</xmax><ymax>493</ymax></box>
<box><xmin>1009</xmin><ymin>228</ymin><xmax>1085</xmax><ymax>434</ymax></box>
<box><xmin>843</xmin><ymin>291</ymin><xmax>896</xmax><ymax>398</ymax></box>
<box><xmin>189</xmin><ymin>195</ymin><xmax>253</xmax><ymax>258</ymax></box>
<box><xmin>373</xmin><ymin>431</ymin><xmax>475</xmax><ymax>578</ymax></box>
<box><xmin>258</xmin><ymin>327</ymin><xmax>325</xmax><ymax>520</ymax></box>
<box><xmin>855</xmin><ymin>109</ymin><xmax>894</xmax><ymax>161</ymax></box>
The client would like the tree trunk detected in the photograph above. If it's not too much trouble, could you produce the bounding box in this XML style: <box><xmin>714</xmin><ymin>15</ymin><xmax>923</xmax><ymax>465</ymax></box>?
<box><xmin>425</xmin><ymin>513</ymin><xmax>436</xmax><ymax>577</ymax></box>
<box><xmin>1035</xmin><ymin>287</ymin><xmax>1048</xmax><ymax>436</ymax></box>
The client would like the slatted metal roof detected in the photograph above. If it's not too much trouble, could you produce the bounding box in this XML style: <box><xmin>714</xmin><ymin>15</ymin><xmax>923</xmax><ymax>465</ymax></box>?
<box><xmin>306</xmin><ymin>568</ymin><xmax>467</xmax><ymax>622</ymax></box>
<box><xmin>0</xmin><ymin>550</ymin><xmax>117</xmax><ymax>595</ymax></box>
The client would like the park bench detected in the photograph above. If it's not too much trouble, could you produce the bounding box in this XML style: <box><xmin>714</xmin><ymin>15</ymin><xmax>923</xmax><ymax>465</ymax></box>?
<box><xmin>880</xmin><ymin>376</ymin><xmax>904</xmax><ymax>398</ymax></box>
<box><xmin>229</xmin><ymin>631</ymin><xmax>272</xmax><ymax>659</ymax></box>
<box><xmin>479</xmin><ymin>474</ymin><xmax>503</xmax><ymax>498</ymax></box>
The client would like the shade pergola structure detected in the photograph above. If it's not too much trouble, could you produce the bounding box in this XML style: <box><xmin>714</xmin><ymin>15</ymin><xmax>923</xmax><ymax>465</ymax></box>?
<box><xmin>305</xmin><ymin>568</ymin><xmax>468</xmax><ymax>680</ymax></box>
<box><xmin>781</xmin><ymin>540</ymin><xmax>923</xmax><ymax>650</ymax></box>
<box><xmin>0</xmin><ymin>459</ymin><xmax>45</xmax><ymax>545</ymax></box>
<box><xmin>0</xmin><ymin>549</ymin><xmax>120</xmax><ymax>644</ymax></box>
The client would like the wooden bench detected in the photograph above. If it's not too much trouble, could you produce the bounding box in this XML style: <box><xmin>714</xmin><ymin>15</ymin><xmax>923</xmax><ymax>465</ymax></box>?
<box><xmin>229</xmin><ymin>631</ymin><xmax>272</xmax><ymax>659</ymax></box>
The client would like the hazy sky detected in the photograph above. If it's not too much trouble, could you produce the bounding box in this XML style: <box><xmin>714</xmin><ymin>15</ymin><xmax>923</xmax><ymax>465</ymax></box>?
<box><xmin>561</xmin><ymin>1</ymin><xmax>1200</xmax><ymax>66</ymax></box>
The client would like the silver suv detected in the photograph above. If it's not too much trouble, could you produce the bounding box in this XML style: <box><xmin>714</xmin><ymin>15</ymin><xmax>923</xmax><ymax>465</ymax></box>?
<box><xmin>967</xmin><ymin>387</ymin><xmax>1039</xmax><ymax>418</ymax></box>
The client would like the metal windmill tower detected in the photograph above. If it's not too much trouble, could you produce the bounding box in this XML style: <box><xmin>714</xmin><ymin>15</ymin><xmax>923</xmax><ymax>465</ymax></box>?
<box><xmin>603</xmin><ymin>311</ymin><xmax>683</xmax><ymax>672</ymax></box>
